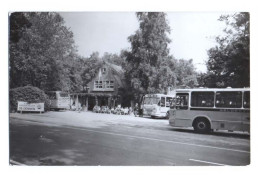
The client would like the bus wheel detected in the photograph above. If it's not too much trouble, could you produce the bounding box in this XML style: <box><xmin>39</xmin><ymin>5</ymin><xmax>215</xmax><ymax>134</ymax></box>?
<box><xmin>193</xmin><ymin>118</ymin><xmax>210</xmax><ymax>133</ymax></box>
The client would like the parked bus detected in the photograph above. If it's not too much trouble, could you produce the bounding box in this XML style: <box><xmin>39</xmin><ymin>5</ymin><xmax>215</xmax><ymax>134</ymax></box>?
<box><xmin>169</xmin><ymin>88</ymin><xmax>250</xmax><ymax>133</ymax></box>
<box><xmin>142</xmin><ymin>94</ymin><xmax>175</xmax><ymax>118</ymax></box>
<box><xmin>46</xmin><ymin>91</ymin><xmax>70</xmax><ymax>110</ymax></box>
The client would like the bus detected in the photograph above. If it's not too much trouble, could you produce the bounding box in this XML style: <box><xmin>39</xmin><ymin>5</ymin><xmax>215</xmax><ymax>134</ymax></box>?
<box><xmin>46</xmin><ymin>91</ymin><xmax>70</xmax><ymax>110</ymax></box>
<box><xmin>142</xmin><ymin>94</ymin><xmax>175</xmax><ymax>118</ymax></box>
<box><xmin>169</xmin><ymin>88</ymin><xmax>250</xmax><ymax>133</ymax></box>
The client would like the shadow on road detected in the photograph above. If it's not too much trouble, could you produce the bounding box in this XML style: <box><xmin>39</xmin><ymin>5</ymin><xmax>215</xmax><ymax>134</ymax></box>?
<box><xmin>166</xmin><ymin>127</ymin><xmax>250</xmax><ymax>139</ymax></box>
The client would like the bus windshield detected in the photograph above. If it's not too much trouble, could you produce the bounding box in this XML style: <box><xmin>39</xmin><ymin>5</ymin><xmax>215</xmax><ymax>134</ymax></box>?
<box><xmin>143</xmin><ymin>97</ymin><xmax>160</xmax><ymax>105</ymax></box>
<box><xmin>59</xmin><ymin>93</ymin><xmax>69</xmax><ymax>97</ymax></box>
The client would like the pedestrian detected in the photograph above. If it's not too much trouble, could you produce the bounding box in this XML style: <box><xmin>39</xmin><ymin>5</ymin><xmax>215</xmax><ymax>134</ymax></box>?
<box><xmin>134</xmin><ymin>103</ymin><xmax>139</xmax><ymax>117</ymax></box>
<box><xmin>78</xmin><ymin>102</ymin><xmax>82</xmax><ymax>113</ymax></box>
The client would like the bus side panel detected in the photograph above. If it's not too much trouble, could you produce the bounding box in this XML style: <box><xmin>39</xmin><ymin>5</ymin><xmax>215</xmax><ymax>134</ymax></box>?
<box><xmin>174</xmin><ymin>109</ymin><xmax>246</xmax><ymax>131</ymax></box>
<box><xmin>174</xmin><ymin>110</ymin><xmax>193</xmax><ymax>127</ymax></box>
<box><xmin>241</xmin><ymin>112</ymin><xmax>250</xmax><ymax>132</ymax></box>
<box><xmin>205</xmin><ymin>111</ymin><xmax>244</xmax><ymax>131</ymax></box>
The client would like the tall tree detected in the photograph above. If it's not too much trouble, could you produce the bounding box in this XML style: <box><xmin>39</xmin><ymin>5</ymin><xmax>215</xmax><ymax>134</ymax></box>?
<box><xmin>9</xmin><ymin>12</ymin><xmax>78</xmax><ymax>91</ymax></box>
<box><xmin>124</xmin><ymin>12</ymin><xmax>174</xmax><ymax>103</ymax></box>
<box><xmin>175</xmin><ymin>59</ymin><xmax>198</xmax><ymax>88</ymax></box>
<box><xmin>102</xmin><ymin>51</ymin><xmax>126</xmax><ymax>68</ymax></box>
<box><xmin>205</xmin><ymin>12</ymin><xmax>249</xmax><ymax>88</ymax></box>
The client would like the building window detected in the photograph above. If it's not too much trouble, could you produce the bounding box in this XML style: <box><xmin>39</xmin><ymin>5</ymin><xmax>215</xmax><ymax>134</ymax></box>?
<box><xmin>109</xmin><ymin>81</ymin><xmax>114</xmax><ymax>88</ymax></box>
<box><xmin>104</xmin><ymin>80</ymin><xmax>114</xmax><ymax>89</ymax></box>
<box><xmin>94</xmin><ymin>81</ymin><xmax>103</xmax><ymax>89</ymax></box>
<box><xmin>95</xmin><ymin>80</ymin><xmax>114</xmax><ymax>90</ymax></box>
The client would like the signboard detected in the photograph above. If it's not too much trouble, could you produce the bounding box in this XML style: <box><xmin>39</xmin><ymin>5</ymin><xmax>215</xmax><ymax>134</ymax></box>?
<box><xmin>17</xmin><ymin>101</ymin><xmax>44</xmax><ymax>112</ymax></box>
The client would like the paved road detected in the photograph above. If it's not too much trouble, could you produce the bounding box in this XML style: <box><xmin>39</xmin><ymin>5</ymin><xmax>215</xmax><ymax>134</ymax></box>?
<box><xmin>9</xmin><ymin>111</ymin><xmax>250</xmax><ymax>166</ymax></box>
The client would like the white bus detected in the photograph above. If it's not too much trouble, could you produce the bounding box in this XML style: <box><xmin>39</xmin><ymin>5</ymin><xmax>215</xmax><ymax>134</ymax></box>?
<box><xmin>169</xmin><ymin>88</ymin><xmax>250</xmax><ymax>133</ymax></box>
<box><xmin>142</xmin><ymin>94</ymin><xmax>175</xmax><ymax>118</ymax></box>
<box><xmin>46</xmin><ymin>91</ymin><xmax>70</xmax><ymax>110</ymax></box>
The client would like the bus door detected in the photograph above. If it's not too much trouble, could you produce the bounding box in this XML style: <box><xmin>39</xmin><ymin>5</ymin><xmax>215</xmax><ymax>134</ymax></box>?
<box><xmin>176</xmin><ymin>93</ymin><xmax>189</xmax><ymax>110</ymax></box>
<box><xmin>242</xmin><ymin>91</ymin><xmax>250</xmax><ymax>132</ymax></box>
<box><xmin>215</xmin><ymin>91</ymin><xmax>243</xmax><ymax>131</ymax></box>
<box><xmin>160</xmin><ymin>96</ymin><xmax>168</xmax><ymax>113</ymax></box>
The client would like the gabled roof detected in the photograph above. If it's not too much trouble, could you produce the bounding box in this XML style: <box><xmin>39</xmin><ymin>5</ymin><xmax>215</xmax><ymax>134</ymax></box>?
<box><xmin>104</xmin><ymin>61</ymin><xmax>124</xmax><ymax>75</ymax></box>
<box><xmin>104</xmin><ymin>61</ymin><xmax>125</xmax><ymax>88</ymax></box>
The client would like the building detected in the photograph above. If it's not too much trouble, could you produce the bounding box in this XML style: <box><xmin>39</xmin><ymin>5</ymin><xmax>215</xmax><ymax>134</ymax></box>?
<box><xmin>70</xmin><ymin>61</ymin><xmax>129</xmax><ymax>111</ymax></box>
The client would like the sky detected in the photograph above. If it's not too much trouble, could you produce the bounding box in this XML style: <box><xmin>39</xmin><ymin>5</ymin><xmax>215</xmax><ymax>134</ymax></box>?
<box><xmin>60</xmin><ymin>12</ymin><xmax>229</xmax><ymax>73</ymax></box>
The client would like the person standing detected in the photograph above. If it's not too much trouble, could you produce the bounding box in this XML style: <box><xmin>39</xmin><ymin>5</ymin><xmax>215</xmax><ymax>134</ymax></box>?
<box><xmin>78</xmin><ymin>102</ymin><xmax>82</xmax><ymax>113</ymax></box>
<box><xmin>134</xmin><ymin>103</ymin><xmax>139</xmax><ymax>117</ymax></box>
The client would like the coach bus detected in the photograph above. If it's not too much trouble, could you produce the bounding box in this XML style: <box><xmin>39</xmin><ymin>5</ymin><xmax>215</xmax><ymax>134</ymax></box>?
<box><xmin>46</xmin><ymin>91</ymin><xmax>70</xmax><ymax>110</ymax></box>
<box><xmin>169</xmin><ymin>88</ymin><xmax>250</xmax><ymax>133</ymax></box>
<box><xmin>142</xmin><ymin>94</ymin><xmax>175</xmax><ymax>118</ymax></box>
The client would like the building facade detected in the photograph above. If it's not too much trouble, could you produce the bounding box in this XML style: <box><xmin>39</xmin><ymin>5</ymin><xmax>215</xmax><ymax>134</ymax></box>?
<box><xmin>70</xmin><ymin>61</ymin><xmax>129</xmax><ymax>111</ymax></box>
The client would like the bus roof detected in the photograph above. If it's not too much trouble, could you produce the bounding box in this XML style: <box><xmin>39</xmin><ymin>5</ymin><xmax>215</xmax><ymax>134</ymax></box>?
<box><xmin>144</xmin><ymin>93</ymin><xmax>175</xmax><ymax>97</ymax></box>
<box><xmin>175</xmin><ymin>88</ymin><xmax>250</xmax><ymax>93</ymax></box>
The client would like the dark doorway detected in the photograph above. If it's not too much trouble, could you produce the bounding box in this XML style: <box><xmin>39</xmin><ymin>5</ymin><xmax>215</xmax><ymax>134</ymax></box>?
<box><xmin>88</xmin><ymin>96</ymin><xmax>96</xmax><ymax>110</ymax></box>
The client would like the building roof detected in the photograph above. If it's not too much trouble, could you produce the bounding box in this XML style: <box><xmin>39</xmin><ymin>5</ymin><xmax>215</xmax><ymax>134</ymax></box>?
<box><xmin>104</xmin><ymin>61</ymin><xmax>125</xmax><ymax>88</ymax></box>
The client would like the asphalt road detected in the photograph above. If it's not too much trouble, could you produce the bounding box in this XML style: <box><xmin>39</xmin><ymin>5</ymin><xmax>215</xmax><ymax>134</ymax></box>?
<box><xmin>9</xmin><ymin>111</ymin><xmax>250</xmax><ymax>166</ymax></box>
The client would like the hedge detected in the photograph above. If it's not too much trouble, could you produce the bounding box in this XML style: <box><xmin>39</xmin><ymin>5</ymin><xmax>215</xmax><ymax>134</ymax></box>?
<box><xmin>9</xmin><ymin>86</ymin><xmax>51</xmax><ymax>112</ymax></box>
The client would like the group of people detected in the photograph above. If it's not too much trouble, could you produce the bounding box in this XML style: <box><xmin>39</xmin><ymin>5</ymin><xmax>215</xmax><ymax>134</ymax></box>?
<box><xmin>71</xmin><ymin>102</ymin><xmax>82</xmax><ymax>112</ymax></box>
<box><xmin>93</xmin><ymin>105</ymin><xmax>132</xmax><ymax>115</ymax></box>
<box><xmin>71</xmin><ymin>101</ymin><xmax>142</xmax><ymax>116</ymax></box>
<box><xmin>93</xmin><ymin>103</ymin><xmax>142</xmax><ymax>117</ymax></box>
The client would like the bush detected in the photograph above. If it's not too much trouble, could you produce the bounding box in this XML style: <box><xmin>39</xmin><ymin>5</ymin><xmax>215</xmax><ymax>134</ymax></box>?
<box><xmin>9</xmin><ymin>86</ymin><xmax>51</xmax><ymax>112</ymax></box>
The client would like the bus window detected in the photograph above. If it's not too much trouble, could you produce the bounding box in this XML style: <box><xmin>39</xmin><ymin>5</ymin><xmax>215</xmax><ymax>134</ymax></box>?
<box><xmin>166</xmin><ymin>97</ymin><xmax>173</xmax><ymax>107</ymax></box>
<box><xmin>215</xmin><ymin>91</ymin><xmax>242</xmax><ymax>108</ymax></box>
<box><xmin>47</xmin><ymin>92</ymin><xmax>56</xmax><ymax>100</ymax></box>
<box><xmin>176</xmin><ymin>93</ymin><xmax>189</xmax><ymax>110</ymax></box>
<box><xmin>143</xmin><ymin>96</ymin><xmax>160</xmax><ymax>105</ymax></box>
<box><xmin>243</xmin><ymin>91</ymin><xmax>250</xmax><ymax>108</ymax></box>
<box><xmin>191</xmin><ymin>91</ymin><xmax>214</xmax><ymax>107</ymax></box>
<box><xmin>161</xmin><ymin>97</ymin><xmax>166</xmax><ymax>107</ymax></box>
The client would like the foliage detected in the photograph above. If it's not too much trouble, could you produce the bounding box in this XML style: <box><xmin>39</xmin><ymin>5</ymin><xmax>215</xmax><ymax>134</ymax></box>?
<box><xmin>103</xmin><ymin>51</ymin><xmax>126</xmax><ymax>68</ymax></box>
<box><xmin>124</xmin><ymin>12</ymin><xmax>172</xmax><ymax>102</ymax></box>
<box><xmin>205</xmin><ymin>12</ymin><xmax>249</xmax><ymax>88</ymax></box>
<box><xmin>9</xmin><ymin>86</ymin><xmax>51</xmax><ymax>112</ymax></box>
<box><xmin>9</xmin><ymin>12</ymin><xmax>80</xmax><ymax>92</ymax></box>
<box><xmin>81</xmin><ymin>52</ymin><xmax>103</xmax><ymax>89</ymax></box>
<box><xmin>124</xmin><ymin>12</ymin><xmax>198</xmax><ymax>103</ymax></box>
<box><xmin>175</xmin><ymin>59</ymin><xmax>198</xmax><ymax>88</ymax></box>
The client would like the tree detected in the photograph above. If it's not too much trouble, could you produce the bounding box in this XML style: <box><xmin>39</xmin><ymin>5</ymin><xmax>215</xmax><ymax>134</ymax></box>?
<box><xmin>102</xmin><ymin>51</ymin><xmax>126</xmax><ymax>68</ymax></box>
<box><xmin>81</xmin><ymin>52</ymin><xmax>103</xmax><ymax>89</ymax></box>
<box><xmin>124</xmin><ymin>12</ymin><xmax>174</xmax><ymax>103</ymax></box>
<box><xmin>175</xmin><ymin>59</ymin><xmax>198</xmax><ymax>88</ymax></box>
<box><xmin>205</xmin><ymin>12</ymin><xmax>249</xmax><ymax>88</ymax></box>
<box><xmin>9</xmin><ymin>12</ymin><xmax>78</xmax><ymax>91</ymax></box>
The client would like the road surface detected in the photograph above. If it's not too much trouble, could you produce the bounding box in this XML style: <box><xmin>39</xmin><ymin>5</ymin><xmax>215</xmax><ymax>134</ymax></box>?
<box><xmin>9</xmin><ymin>111</ymin><xmax>250</xmax><ymax>166</ymax></box>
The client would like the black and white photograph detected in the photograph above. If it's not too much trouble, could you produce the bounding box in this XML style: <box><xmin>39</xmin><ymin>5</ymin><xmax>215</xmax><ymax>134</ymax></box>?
<box><xmin>3</xmin><ymin>0</ymin><xmax>260</xmax><ymax>173</ymax></box>
<box><xmin>8</xmin><ymin>10</ymin><xmax>250</xmax><ymax>166</ymax></box>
